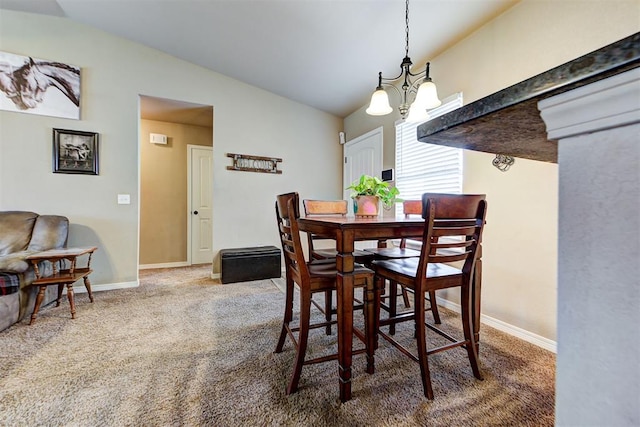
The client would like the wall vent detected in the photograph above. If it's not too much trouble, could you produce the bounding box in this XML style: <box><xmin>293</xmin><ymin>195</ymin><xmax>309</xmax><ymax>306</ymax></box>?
<box><xmin>150</xmin><ymin>133</ymin><xmax>167</xmax><ymax>144</ymax></box>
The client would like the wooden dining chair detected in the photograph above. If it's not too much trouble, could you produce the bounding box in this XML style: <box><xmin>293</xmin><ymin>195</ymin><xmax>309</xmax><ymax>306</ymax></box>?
<box><xmin>365</xmin><ymin>200</ymin><xmax>423</xmax><ymax>259</ymax></box>
<box><xmin>366</xmin><ymin>193</ymin><xmax>487</xmax><ymax>399</ymax></box>
<box><xmin>302</xmin><ymin>198</ymin><xmax>375</xmax><ymax>334</ymax></box>
<box><xmin>274</xmin><ymin>193</ymin><xmax>374</xmax><ymax>395</ymax></box>
<box><xmin>302</xmin><ymin>199</ymin><xmax>374</xmax><ymax>263</ymax></box>
<box><xmin>364</xmin><ymin>200</ymin><xmax>441</xmax><ymax>333</ymax></box>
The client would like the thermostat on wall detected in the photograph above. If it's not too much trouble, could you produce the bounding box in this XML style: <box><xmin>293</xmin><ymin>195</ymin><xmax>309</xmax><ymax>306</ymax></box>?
<box><xmin>150</xmin><ymin>133</ymin><xmax>167</xmax><ymax>144</ymax></box>
<box><xmin>381</xmin><ymin>169</ymin><xmax>394</xmax><ymax>181</ymax></box>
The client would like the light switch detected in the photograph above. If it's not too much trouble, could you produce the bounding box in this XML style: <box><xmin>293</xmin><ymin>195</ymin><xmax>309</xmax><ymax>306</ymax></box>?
<box><xmin>117</xmin><ymin>194</ymin><xmax>130</xmax><ymax>204</ymax></box>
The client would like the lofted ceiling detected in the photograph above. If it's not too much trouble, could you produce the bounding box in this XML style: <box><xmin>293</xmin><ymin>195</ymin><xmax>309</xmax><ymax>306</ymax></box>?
<box><xmin>0</xmin><ymin>0</ymin><xmax>517</xmax><ymax>124</ymax></box>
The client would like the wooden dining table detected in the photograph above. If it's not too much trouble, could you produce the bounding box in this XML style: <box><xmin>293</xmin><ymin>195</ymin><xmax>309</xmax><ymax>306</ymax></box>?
<box><xmin>296</xmin><ymin>214</ymin><xmax>483</xmax><ymax>403</ymax></box>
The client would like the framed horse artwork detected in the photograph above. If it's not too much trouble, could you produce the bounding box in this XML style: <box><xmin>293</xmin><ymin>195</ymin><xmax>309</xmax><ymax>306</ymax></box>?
<box><xmin>0</xmin><ymin>51</ymin><xmax>80</xmax><ymax>120</ymax></box>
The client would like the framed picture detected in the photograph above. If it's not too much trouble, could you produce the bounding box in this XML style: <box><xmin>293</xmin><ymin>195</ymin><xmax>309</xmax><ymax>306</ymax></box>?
<box><xmin>52</xmin><ymin>128</ymin><xmax>99</xmax><ymax>175</ymax></box>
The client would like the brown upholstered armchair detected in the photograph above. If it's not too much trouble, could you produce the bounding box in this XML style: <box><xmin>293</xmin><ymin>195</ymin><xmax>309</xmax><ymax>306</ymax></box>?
<box><xmin>0</xmin><ymin>211</ymin><xmax>69</xmax><ymax>331</ymax></box>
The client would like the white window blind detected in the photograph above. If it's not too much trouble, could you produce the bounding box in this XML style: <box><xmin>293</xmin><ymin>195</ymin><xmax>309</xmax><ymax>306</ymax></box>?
<box><xmin>395</xmin><ymin>93</ymin><xmax>464</xmax><ymax>215</ymax></box>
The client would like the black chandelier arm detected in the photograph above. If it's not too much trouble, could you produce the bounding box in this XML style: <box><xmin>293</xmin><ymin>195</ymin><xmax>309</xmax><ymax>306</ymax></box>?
<box><xmin>378</xmin><ymin>81</ymin><xmax>404</xmax><ymax>98</ymax></box>
<box><xmin>406</xmin><ymin>68</ymin><xmax>427</xmax><ymax>78</ymax></box>
<box><xmin>379</xmin><ymin>73</ymin><xmax>424</xmax><ymax>96</ymax></box>
<box><xmin>379</xmin><ymin>60</ymin><xmax>430</xmax><ymax>83</ymax></box>
<box><xmin>379</xmin><ymin>70</ymin><xmax>408</xmax><ymax>83</ymax></box>
<box><xmin>379</xmin><ymin>68</ymin><xmax>426</xmax><ymax>84</ymax></box>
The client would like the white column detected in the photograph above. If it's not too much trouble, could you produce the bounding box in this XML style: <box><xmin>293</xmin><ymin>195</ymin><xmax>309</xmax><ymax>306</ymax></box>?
<box><xmin>539</xmin><ymin>68</ymin><xmax>640</xmax><ymax>426</ymax></box>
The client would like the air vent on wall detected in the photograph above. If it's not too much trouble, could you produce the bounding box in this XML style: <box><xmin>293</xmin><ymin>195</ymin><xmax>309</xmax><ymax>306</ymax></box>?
<box><xmin>150</xmin><ymin>133</ymin><xmax>167</xmax><ymax>144</ymax></box>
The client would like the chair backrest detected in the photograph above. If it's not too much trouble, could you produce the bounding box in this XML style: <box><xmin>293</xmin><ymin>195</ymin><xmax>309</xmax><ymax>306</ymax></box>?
<box><xmin>275</xmin><ymin>193</ymin><xmax>309</xmax><ymax>285</ymax></box>
<box><xmin>402</xmin><ymin>200</ymin><xmax>422</xmax><ymax>217</ymax></box>
<box><xmin>373</xmin><ymin>200</ymin><xmax>422</xmax><ymax>249</ymax></box>
<box><xmin>302</xmin><ymin>199</ymin><xmax>347</xmax><ymax>216</ymax></box>
<box><xmin>393</xmin><ymin>200</ymin><xmax>422</xmax><ymax>248</ymax></box>
<box><xmin>302</xmin><ymin>199</ymin><xmax>347</xmax><ymax>258</ymax></box>
<box><xmin>276</xmin><ymin>192</ymin><xmax>300</xmax><ymax>223</ymax></box>
<box><xmin>417</xmin><ymin>193</ymin><xmax>487</xmax><ymax>282</ymax></box>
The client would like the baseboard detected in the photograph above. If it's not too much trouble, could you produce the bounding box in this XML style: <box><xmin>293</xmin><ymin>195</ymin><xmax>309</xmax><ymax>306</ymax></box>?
<box><xmin>139</xmin><ymin>262</ymin><xmax>190</xmax><ymax>270</ymax></box>
<box><xmin>73</xmin><ymin>280</ymin><xmax>138</xmax><ymax>293</ymax></box>
<box><xmin>436</xmin><ymin>298</ymin><xmax>557</xmax><ymax>353</ymax></box>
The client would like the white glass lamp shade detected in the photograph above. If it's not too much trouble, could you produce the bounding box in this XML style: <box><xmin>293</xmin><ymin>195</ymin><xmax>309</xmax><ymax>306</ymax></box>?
<box><xmin>406</xmin><ymin>103</ymin><xmax>430</xmax><ymax>123</ymax></box>
<box><xmin>413</xmin><ymin>80</ymin><xmax>441</xmax><ymax>110</ymax></box>
<box><xmin>366</xmin><ymin>89</ymin><xmax>393</xmax><ymax>116</ymax></box>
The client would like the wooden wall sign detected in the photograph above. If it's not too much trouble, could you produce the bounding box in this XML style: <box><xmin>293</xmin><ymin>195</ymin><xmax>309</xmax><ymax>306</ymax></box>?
<box><xmin>226</xmin><ymin>153</ymin><xmax>282</xmax><ymax>174</ymax></box>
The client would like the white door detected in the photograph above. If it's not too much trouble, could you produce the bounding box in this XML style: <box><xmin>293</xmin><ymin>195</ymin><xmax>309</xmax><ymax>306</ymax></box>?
<box><xmin>343</xmin><ymin>127</ymin><xmax>384</xmax><ymax>214</ymax></box>
<box><xmin>188</xmin><ymin>145</ymin><xmax>213</xmax><ymax>265</ymax></box>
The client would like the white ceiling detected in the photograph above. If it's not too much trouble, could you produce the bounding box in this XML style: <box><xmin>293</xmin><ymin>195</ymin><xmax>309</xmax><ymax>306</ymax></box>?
<box><xmin>0</xmin><ymin>0</ymin><xmax>517</xmax><ymax>122</ymax></box>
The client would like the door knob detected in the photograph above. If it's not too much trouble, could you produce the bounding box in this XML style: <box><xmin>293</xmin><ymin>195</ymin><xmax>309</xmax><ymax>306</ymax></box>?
<box><xmin>193</xmin><ymin>211</ymin><xmax>199</xmax><ymax>215</ymax></box>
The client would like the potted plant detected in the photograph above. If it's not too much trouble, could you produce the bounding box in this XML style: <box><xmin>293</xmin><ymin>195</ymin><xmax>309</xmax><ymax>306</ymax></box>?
<box><xmin>346</xmin><ymin>174</ymin><xmax>401</xmax><ymax>217</ymax></box>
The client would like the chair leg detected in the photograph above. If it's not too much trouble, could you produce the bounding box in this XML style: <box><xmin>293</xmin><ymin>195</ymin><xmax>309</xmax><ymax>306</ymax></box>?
<box><xmin>365</xmin><ymin>275</ymin><xmax>383</xmax><ymax>374</ymax></box>
<box><xmin>324</xmin><ymin>290</ymin><xmax>332</xmax><ymax>335</ymax></box>
<box><xmin>415</xmin><ymin>288</ymin><xmax>434</xmax><ymax>400</ymax></box>
<box><xmin>388</xmin><ymin>280</ymin><xmax>397</xmax><ymax>335</ymax></box>
<box><xmin>428</xmin><ymin>291</ymin><xmax>441</xmax><ymax>324</ymax></box>
<box><xmin>461</xmin><ymin>283</ymin><xmax>483</xmax><ymax>381</ymax></box>
<box><xmin>473</xmin><ymin>258</ymin><xmax>483</xmax><ymax>354</ymax></box>
<box><xmin>287</xmin><ymin>291</ymin><xmax>311</xmax><ymax>395</ymax></box>
<box><xmin>401</xmin><ymin>285</ymin><xmax>411</xmax><ymax>308</ymax></box>
<box><xmin>275</xmin><ymin>275</ymin><xmax>295</xmax><ymax>353</ymax></box>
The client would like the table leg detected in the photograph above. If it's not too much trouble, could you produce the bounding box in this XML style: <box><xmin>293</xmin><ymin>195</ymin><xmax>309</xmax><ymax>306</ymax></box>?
<box><xmin>67</xmin><ymin>283</ymin><xmax>76</xmax><ymax>319</ymax></box>
<box><xmin>336</xmin><ymin>271</ymin><xmax>354</xmax><ymax>403</ymax></box>
<box><xmin>29</xmin><ymin>286</ymin><xmax>47</xmax><ymax>325</ymax></box>
<box><xmin>336</xmin><ymin>231</ymin><xmax>355</xmax><ymax>403</ymax></box>
<box><xmin>83</xmin><ymin>276</ymin><xmax>95</xmax><ymax>303</ymax></box>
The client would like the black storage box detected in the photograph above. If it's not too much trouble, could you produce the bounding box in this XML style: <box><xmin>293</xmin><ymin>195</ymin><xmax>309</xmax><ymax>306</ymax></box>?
<box><xmin>220</xmin><ymin>246</ymin><xmax>281</xmax><ymax>284</ymax></box>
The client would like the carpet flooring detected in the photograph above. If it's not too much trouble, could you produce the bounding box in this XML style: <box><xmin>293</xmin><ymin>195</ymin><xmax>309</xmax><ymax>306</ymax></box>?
<box><xmin>0</xmin><ymin>265</ymin><xmax>555</xmax><ymax>426</ymax></box>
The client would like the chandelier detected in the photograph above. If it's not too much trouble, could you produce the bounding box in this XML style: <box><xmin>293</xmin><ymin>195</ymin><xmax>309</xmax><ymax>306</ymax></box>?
<box><xmin>366</xmin><ymin>0</ymin><xmax>441</xmax><ymax>122</ymax></box>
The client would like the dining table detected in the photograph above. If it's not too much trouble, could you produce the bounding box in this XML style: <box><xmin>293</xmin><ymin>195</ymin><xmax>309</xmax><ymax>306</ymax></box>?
<box><xmin>296</xmin><ymin>213</ymin><xmax>483</xmax><ymax>403</ymax></box>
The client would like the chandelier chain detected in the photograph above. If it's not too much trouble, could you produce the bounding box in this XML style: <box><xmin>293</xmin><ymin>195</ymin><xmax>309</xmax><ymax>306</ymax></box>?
<box><xmin>405</xmin><ymin>0</ymin><xmax>410</xmax><ymax>58</ymax></box>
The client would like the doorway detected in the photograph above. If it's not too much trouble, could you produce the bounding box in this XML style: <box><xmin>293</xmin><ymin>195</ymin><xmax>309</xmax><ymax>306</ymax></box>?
<box><xmin>343</xmin><ymin>127</ymin><xmax>383</xmax><ymax>214</ymax></box>
<box><xmin>139</xmin><ymin>95</ymin><xmax>214</xmax><ymax>269</ymax></box>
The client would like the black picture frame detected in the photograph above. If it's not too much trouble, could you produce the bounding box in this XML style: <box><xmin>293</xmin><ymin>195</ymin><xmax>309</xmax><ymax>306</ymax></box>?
<box><xmin>52</xmin><ymin>128</ymin><xmax>99</xmax><ymax>175</ymax></box>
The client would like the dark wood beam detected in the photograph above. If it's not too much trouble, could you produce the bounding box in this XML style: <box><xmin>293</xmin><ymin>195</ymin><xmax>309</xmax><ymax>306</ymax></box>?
<box><xmin>417</xmin><ymin>33</ymin><xmax>640</xmax><ymax>163</ymax></box>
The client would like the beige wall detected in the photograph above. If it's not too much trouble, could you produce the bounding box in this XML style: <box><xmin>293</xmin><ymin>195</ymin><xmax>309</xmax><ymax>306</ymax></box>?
<box><xmin>139</xmin><ymin>119</ymin><xmax>212</xmax><ymax>265</ymax></box>
<box><xmin>345</xmin><ymin>0</ymin><xmax>639</xmax><ymax>343</ymax></box>
<box><xmin>0</xmin><ymin>10</ymin><xmax>344</xmax><ymax>287</ymax></box>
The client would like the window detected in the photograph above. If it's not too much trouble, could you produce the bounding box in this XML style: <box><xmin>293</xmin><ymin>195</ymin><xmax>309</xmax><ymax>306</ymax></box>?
<box><xmin>394</xmin><ymin>93</ymin><xmax>464</xmax><ymax>216</ymax></box>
